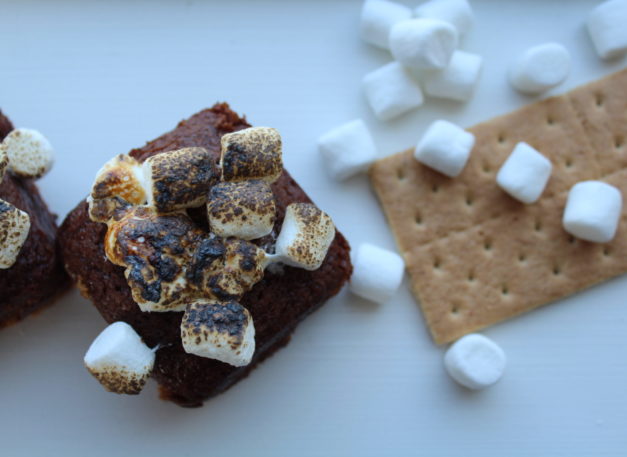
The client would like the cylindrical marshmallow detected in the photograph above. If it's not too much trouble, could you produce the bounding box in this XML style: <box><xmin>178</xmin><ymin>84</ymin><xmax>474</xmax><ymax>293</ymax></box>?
<box><xmin>350</xmin><ymin>243</ymin><xmax>405</xmax><ymax>304</ymax></box>
<box><xmin>414</xmin><ymin>0</ymin><xmax>474</xmax><ymax>37</ymax></box>
<box><xmin>587</xmin><ymin>0</ymin><xmax>627</xmax><ymax>59</ymax></box>
<box><xmin>509</xmin><ymin>43</ymin><xmax>571</xmax><ymax>94</ymax></box>
<box><xmin>423</xmin><ymin>50</ymin><xmax>482</xmax><ymax>102</ymax></box>
<box><xmin>562</xmin><ymin>181</ymin><xmax>623</xmax><ymax>243</ymax></box>
<box><xmin>360</xmin><ymin>0</ymin><xmax>412</xmax><ymax>50</ymax></box>
<box><xmin>362</xmin><ymin>62</ymin><xmax>424</xmax><ymax>121</ymax></box>
<box><xmin>389</xmin><ymin>18</ymin><xmax>458</xmax><ymax>70</ymax></box>
<box><xmin>318</xmin><ymin>119</ymin><xmax>378</xmax><ymax>181</ymax></box>
<box><xmin>496</xmin><ymin>142</ymin><xmax>552</xmax><ymax>204</ymax></box>
<box><xmin>444</xmin><ymin>334</ymin><xmax>506</xmax><ymax>390</ymax></box>
<box><xmin>414</xmin><ymin>120</ymin><xmax>475</xmax><ymax>177</ymax></box>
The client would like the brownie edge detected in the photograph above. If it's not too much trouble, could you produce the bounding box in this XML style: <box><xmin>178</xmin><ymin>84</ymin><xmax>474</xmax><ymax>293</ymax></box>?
<box><xmin>58</xmin><ymin>103</ymin><xmax>352</xmax><ymax>406</ymax></box>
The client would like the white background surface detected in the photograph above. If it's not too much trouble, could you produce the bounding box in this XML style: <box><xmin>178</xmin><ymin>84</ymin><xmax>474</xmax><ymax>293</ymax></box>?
<box><xmin>0</xmin><ymin>0</ymin><xmax>626</xmax><ymax>455</ymax></box>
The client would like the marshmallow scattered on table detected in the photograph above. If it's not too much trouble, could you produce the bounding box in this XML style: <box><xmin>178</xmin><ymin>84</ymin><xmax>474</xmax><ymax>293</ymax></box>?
<box><xmin>423</xmin><ymin>50</ymin><xmax>482</xmax><ymax>102</ymax></box>
<box><xmin>389</xmin><ymin>18</ymin><xmax>458</xmax><ymax>70</ymax></box>
<box><xmin>0</xmin><ymin>128</ymin><xmax>53</xmax><ymax>179</ymax></box>
<box><xmin>0</xmin><ymin>200</ymin><xmax>30</xmax><ymax>269</ymax></box>
<box><xmin>275</xmin><ymin>203</ymin><xmax>336</xmax><ymax>270</ymax></box>
<box><xmin>414</xmin><ymin>120</ymin><xmax>474</xmax><ymax>177</ymax></box>
<box><xmin>208</xmin><ymin>180</ymin><xmax>276</xmax><ymax>240</ymax></box>
<box><xmin>360</xmin><ymin>0</ymin><xmax>412</xmax><ymax>50</ymax></box>
<box><xmin>509</xmin><ymin>43</ymin><xmax>571</xmax><ymax>94</ymax></box>
<box><xmin>350</xmin><ymin>243</ymin><xmax>404</xmax><ymax>304</ymax></box>
<box><xmin>363</xmin><ymin>62</ymin><xmax>424</xmax><ymax>121</ymax></box>
<box><xmin>496</xmin><ymin>142</ymin><xmax>552</xmax><ymax>204</ymax></box>
<box><xmin>587</xmin><ymin>0</ymin><xmax>627</xmax><ymax>59</ymax></box>
<box><xmin>414</xmin><ymin>0</ymin><xmax>474</xmax><ymax>37</ymax></box>
<box><xmin>181</xmin><ymin>300</ymin><xmax>255</xmax><ymax>367</ymax></box>
<box><xmin>563</xmin><ymin>181</ymin><xmax>623</xmax><ymax>243</ymax></box>
<box><xmin>444</xmin><ymin>334</ymin><xmax>506</xmax><ymax>390</ymax></box>
<box><xmin>318</xmin><ymin>119</ymin><xmax>378</xmax><ymax>181</ymax></box>
<box><xmin>220</xmin><ymin>127</ymin><xmax>283</xmax><ymax>183</ymax></box>
<box><xmin>84</xmin><ymin>321</ymin><xmax>155</xmax><ymax>395</ymax></box>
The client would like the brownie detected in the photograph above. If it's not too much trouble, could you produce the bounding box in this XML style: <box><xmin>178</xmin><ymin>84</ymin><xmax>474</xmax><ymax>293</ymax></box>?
<box><xmin>0</xmin><ymin>110</ymin><xmax>69</xmax><ymax>327</ymax></box>
<box><xmin>58</xmin><ymin>103</ymin><xmax>352</xmax><ymax>406</ymax></box>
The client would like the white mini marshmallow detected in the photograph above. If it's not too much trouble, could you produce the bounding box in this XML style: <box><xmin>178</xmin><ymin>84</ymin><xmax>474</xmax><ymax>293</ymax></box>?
<box><xmin>181</xmin><ymin>300</ymin><xmax>255</xmax><ymax>367</ymax></box>
<box><xmin>274</xmin><ymin>203</ymin><xmax>336</xmax><ymax>271</ymax></box>
<box><xmin>0</xmin><ymin>128</ymin><xmax>54</xmax><ymax>179</ymax></box>
<box><xmin>389</xmin><ymin>18</ymin><xmax>458</xmax><ymax>70</ymax></box>
<box><xmin>84</xmin><ymin>322</ymin><xmax>155</xmax><ymax>395</ymax></box>
<box><xmin>563</xmin><ymin>181</ymin><xmax>623</xmax><ymax>243</ymax></box>
<box><xmin>363</xmin><ymin>62</ymin><xmax>424</xmax><ymax>121</ymax></box>
<box><xmin>423</xmin><ymin>50</ymin><xmax>482</xmax><ymax>102</ymax></box>
<box><xmin>414</xmin><ymin>120</ymin><xmax>474</xmax><ymax>177</ymax></box>
<box><xmin>496</xmin><ymin>142</ymin><xmax>552</xmax><ymax>204</ymax></box>
<box><xmin>318</xmin><ymin>119</ymin><xmax>378</xmax><ymax>181</ymax></box>
<box><xmin>360</xmin><ymin>0</ymin><xmax>412</xmax><ymax>50</ymax></box>
<box><xmin>350</xmin><ymin>243</ymin><xmax>404</xmax><ymax>304</ymax></box>
<box><xmin>414</xmin><ymin>0</ymin><xmax>474</xmax><ymax>37</ymax></box>
<box><xmin>587</xmin><ymin>0</ymin><xmax>627</xmax><ymax>59</ymax></box>
<box><xmin>509</xmin><ymin>43</ymin><xmax>571</xmax><ymax>94</ymax></box>
<box><xmin>0</xmin><ymin>200</ymin><xmax>30</xmax><ymax>269</ymax></box>
<box><xmin>444</xmin><ymin>334</ymin><xmax>506</xmax><ymax>390</ymax></box>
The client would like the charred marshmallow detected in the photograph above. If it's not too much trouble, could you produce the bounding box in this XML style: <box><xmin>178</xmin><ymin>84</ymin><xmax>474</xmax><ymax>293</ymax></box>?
<box><xmin>88</xmin><ymin>154</ymin><xmax>146</xmax><ymax>223</ymax></box>
<box><xmin>414</xmin><ymin>0</ymin><xmax>474</xmax><ymax>37</ymax></box>
<box><xmin>423</xmin><ymin>50</ymin><xmax>483</xmax><ymax>102</ymax></box>
<box><xmin>181</xmin><ymin>299</ymin><xmax>255</xmax><ymax>367</ymax></box>
<box><xmin>496</xmin><ymin>142</ymin><xmax>552</xmax><ymax>204</ymax></box>
<box><xmin>84</xmin><ymin>321</ymin><xmax>155</xmax><ymax>395</ymax></box>
<box><xmin>318</xmin><ymin>119</ymin><xmax>378</xmax><ymax>181</ymax></box>
<box><xmin>444</xmin><ymin>334</ymin><xmax>506</xmax><ymax>390</ymax></box>
<box><xmin>143</xmin><ymin>147</ymin><xmax>219</xmax><ymax>213</ymax></box>
<box><xmin>360</xmin><ymin>0</ymin><xmax>412</xmax><ymax>50</ymax></box>
<box><xmin>509</xmin><ymin>43</ymin><xmax>571</xmax><ymax>94</ymax></box>
<box><xmin>563</xmin><ymin>181</ymin><xmax>623</xmax><ymax>243</ymax></box>
<box><xmin>220</xmin><ymin>127</ymin><xmax>283</xmax><ymax>183</ymax></box>
<box><xmin>0</xmin><ymin>200</ymin><xmax>31</xmax><ymax>269</ymax></box>
<box><xmin>207</xmin><ymin>180</ymin><xmax>276</xmax><ymax>240</ymax></box>
<box><xmin>389</xmin><ymin>18</ymin><xmax>458</xmax><ymax>70</ymax></box>
<box><xmin>274</xmin><ymin>203</ymin><xmax>335</xmax><ymax>271</ymax></box>
<box><xmin>587</xmin><ymin>0</ymin><xmax>627</xmax><ymax>60</ymax></box>
<box><xmin>414</xmin><ymin>120</ymin><xmax>475</xmax><ymax>177</ymax></box>
<box><xmin>363</xmin><ymin>62</ymin><xmax>424</xmax><ymax>121</ymax></box>
<box><xmin>350</xmin><ymin>243</ymin><xmax>404</xmax><ymax>304</ymax></box>
<box><xmin>0</xmin><ymin>128</ymin><xmax>54</xmax><ymax>179</ymax></box>
<box><xmin>0</xmin><ymin>147</ymin><xmax>7</xmax><ymax>182</ymax></box>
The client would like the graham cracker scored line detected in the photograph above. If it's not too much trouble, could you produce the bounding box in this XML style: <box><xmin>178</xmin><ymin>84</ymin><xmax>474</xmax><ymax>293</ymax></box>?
<box><xmin>370</xmin><ymin>68</ymin><xmax>627</xmax><ymax>344</ymax></box>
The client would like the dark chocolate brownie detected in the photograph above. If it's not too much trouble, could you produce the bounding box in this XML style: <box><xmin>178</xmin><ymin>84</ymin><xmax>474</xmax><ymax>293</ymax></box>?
<box><xmin>0</xmin><ymin>110</ymin><xmax>69</xmax><ymax>327</ymax></box>
<box><xmin>59</xmin><ymin>103</ymin><xmax>352</xmax><ymax>406</ymax></box>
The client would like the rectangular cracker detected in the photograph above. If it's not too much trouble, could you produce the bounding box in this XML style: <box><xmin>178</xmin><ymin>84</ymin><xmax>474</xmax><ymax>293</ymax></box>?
<box><xmin>370</xmin><ymin>68</ymin><xmax>627</xmax><ymax>344</ymax></box>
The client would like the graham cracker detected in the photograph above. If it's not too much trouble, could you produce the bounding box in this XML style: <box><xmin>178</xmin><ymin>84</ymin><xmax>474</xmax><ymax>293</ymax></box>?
<box><xmin>370</xmin><ymin>68</ymin><xmax>627</xmax><ymax>344</ymax></box>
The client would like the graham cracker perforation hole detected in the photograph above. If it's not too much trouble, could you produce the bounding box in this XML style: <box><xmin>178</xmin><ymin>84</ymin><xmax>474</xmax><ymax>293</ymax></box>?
<box><xmin>465</xmin><ymin>193</ymin><xmax>474</xmax><ymax>207</ymax></box>
<box><xmin>482</xmin><ymin>163</ymin><xmax>492</xmax><ymax>173</ymax></box>
<box><xmin>518</xmin><ymin>253</ymin><xmax>526</xmax><ymax>262</ymax></box>
<box><xmin>501</xmin><ymin>285</ymin><xmax>509</xmax><ymax>295</ymax></box>
<box><xmin>615</xmin><ymin>136</ymin><xmax>624</xmax><ymax>149</ymax></box>
<box><xmin>595</xmin><ymin>93</ymin><xmax>604</xmax><ymax>107</ymax></box>
<box><xmin>568</xmin><ymin>235</ymin><xmax>576</xmax><ymax>245</ymax></box>
<box><xmin>415</xmin><ymin>213</ymin><xmax>422</xmax><ymax>225</ymax></box>
<box><xmin>397</xmin><ymin>168</ymin><xmax>406</xmax><ymax>180</ymax></box>
<box><xmin>603</xmin><ymin>246</ymin><xmax>611</xmax><ymax>257</ymax></box>
<box><xmin>433</xmin><ymin>258</ymin><xmax>441</xmax><ymax>269</ymax></box>
<box><xmin>553</xmin><ymin>265</ymin><xmax>561</xmax><ymax>276</ymax></box>
<box><xmin>547</xmin><ymin>116</ymin><xmax>555</xmax><ymax>125</ymax></box>
<box><xmin>565</xmin><ymin>158</ymin><xmax>573</xmax><ymax>168</ymax></box>
<box><xmin>498</xmin><ymin>134</ymin><xmax>506</xmax><ymax>144</ymax></box>
<box><xmin>432</xmin><ymin>184</ymin><xmax>439</xmax><ymax>193</ymax></box>
<box><xmin>467</xmin><ymin>270</ymin><xmax>475</xmax><ymax>282</ymax></box>
<box><xmin>484</xmin><ymin>239</ymin><xmax>492</xmax><ymax>251</ymax></box>
<box><xmin>450</xmin><ymin>304</ymin><xmax>460</xmax><ymax>315</ymax></box>
<box><xmin>534</xmin><ymin>220</ymin><xmax>542</xmax><ymax>232</ymax></box>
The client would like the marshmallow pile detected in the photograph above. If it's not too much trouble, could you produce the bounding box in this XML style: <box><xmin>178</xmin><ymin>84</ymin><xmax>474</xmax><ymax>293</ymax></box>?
<box><xmin>0</xmin><ymin>128</ymin><xmax>54</xmax><ymax>269</ymax></box>
<box><xmin>85</xmin><ymin>127</ymin><xmax>337</xmax><ymax>394</ymax></box>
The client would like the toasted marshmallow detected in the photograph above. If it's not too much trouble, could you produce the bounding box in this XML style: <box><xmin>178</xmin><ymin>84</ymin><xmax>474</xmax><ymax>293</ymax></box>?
<box><xmin>0</xmin><ymin>128</ymin><xmax>54</xmax><ymax>179</ymax></box>
<box><xmin>562</xmin><ymin>181</ymin><xmax>622</xmax><ymax>243</ymax></box>
<box><xmin>181</xmin><ymin>299</ymin><xmax>255</xmax><ymax>367</ymax></box>
<box><xmin>362</xmin><ymin>62</ymin><xmax>424</xmax><ymax>121</ymax></box>
<box><xmin>360</xmin><ymin>0</ymin><xmax>412</xmax><ymax>50</ymax></box>
<box><xmin>143</xmin><ymin>147</ymin><xmax>219</xmax><ymax>213</ymax></box>
<box><xmin>0</xmin><ymin>200</ymin><xmax>31</xmax><ymax>269</ymax></box>
<box><xmin>0</xmin><ymin>147</ymin><xmax>7</xmax><ymax>183</ymax></box>
<box><xmin>444</xmin><ymin>334</ymin><xmax>506</xmax><ymax>390</ymax></box>
<box><xmin>220</xmin><ymin>127</ymin><xmax>283</xmax><ymax>183</ymax></box>
<box><xmin>88</xmin><ymin>154</ymin><xmax>146</xmax><ymax>223</ymax></box>
<box><xmin>84</xmin><ymin>321</ymin><xmax>155</xmax><ymax>395</ymax></box>
<box><xmin>105</xmin><ymin>206</ymin><xmax>203</xmax><ymax>312</ymax></box>
<box><xmin>389</xmin><ymin>18</ymin><xmax>458</xmax><ymax>70</ymax></box>
<box><xmin>587</xmin><ymin>0</ymin><xmax>627</xmax><ymax>59</ymax></box>
<box><xmin>208</xmin><ymin>180</ymin><xmax>276</xmax><ymax>240</ymax></box>
<box><xmin>275</xmin><ymin>203</ymin><xmax>335</xmax><ymax>271</ymax></box>
<box><xmin>414</xmin><ymin>0</ymin><xmax>474</xmax><ymax>37</ymax></box>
